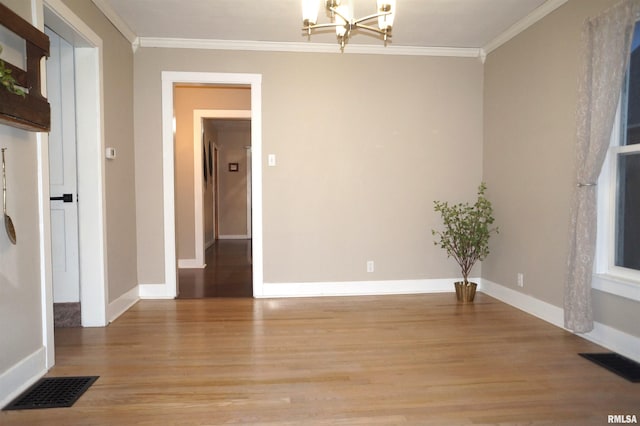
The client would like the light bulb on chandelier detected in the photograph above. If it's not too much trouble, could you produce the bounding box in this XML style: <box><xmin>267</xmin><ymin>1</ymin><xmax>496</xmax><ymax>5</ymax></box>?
<box><xmin>302</xmin><ymin>0</ymin><xmax>396</xmax><ymax>51</ymax></box>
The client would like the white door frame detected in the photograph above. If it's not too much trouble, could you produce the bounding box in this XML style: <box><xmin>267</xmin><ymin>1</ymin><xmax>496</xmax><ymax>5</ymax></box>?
<box><xmin>245</xmin><ymin>145</ymin><xmax>252</xmax><ymax>239</ymax></box>
<box><xmin>37</xmin><ymin>0</ymin><xmax>109</xmax><ymax>366</ymax></box>
<box><xmin>190</xmin><ymin>110</ymin><xmax>251</xmax><ymax>268</ymax></box>
<box><xmin>156</xmin><ymin>72</ymin><xmax>263</xmax><ymax>299</ymax></box>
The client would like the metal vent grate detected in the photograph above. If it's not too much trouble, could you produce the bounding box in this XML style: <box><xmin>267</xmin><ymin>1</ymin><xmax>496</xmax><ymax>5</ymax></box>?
<box><xmin>580</xmin><ymin>353</ymin><xmax>640</xmax><ymax>383</ymax></box>
<box><xmin>3</xmin><ymin>376</ymin><xmax>99</xmax><ymax>410</ymax></box>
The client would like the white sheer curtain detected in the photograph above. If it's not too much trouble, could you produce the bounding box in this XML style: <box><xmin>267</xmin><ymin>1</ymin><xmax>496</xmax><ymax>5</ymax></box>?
<box><xmin>565</xmin><ymin>0</ymin><xmax>640</xmax><ymax>333</ymax></box>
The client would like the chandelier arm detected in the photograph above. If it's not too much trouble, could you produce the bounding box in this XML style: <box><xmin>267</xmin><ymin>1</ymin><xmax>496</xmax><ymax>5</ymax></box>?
<box><xmin>303</xmin><ymin>22</ymin><xmax>343</xmax><ymax>31</ymax></box>
<box><xmin>354</xmin><ymin>23</ymin><xmax>391</xmax><ymax>36</ymax></box>
<box><xmin>352</xmin><ymin>11</ymin><xmax>391</xmax><ymax>26</ymax></box>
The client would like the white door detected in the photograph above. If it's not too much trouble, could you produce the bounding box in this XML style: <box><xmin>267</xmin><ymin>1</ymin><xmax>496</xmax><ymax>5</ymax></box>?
<box><xmin>46</xmin><ymin>27</ymin><xmax>80</xmax><ymax>304</ymax></box>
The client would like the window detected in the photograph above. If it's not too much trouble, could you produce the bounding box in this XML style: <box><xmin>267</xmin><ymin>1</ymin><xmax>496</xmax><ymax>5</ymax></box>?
<box><xmin>615</xmin><ymin>22</ymin><xmax>640</xmax><ymax>272</ymax></box>
<box><xmin>595</xmin><ymin>21</ymin><xmax>640</xmax><ymax>301</ymax></box>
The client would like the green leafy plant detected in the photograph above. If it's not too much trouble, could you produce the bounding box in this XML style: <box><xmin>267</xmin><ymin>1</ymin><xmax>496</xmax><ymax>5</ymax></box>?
<box><xmin>0</xmin><ymin>45</ymin><xmax>26</xmax><ymax>97</ymax></box>
<box><xmin>432</xmin><ymin>182</ymin><xmax>498</xmax><ymax>285</ymax></box>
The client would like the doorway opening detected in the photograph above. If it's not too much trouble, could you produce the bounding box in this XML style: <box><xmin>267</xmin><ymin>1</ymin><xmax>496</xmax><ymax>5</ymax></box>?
<box><xmin>40</xmin><ymin>0</ymin><xmax>109</xmax><ymax>369</ymax></box>
<box><xmin>45</xmin><ymin>25</ymin><xmax>81</xmax><ymax>326</ymax></box>
<box><xmin>178</xmin><ymin>109</ymin><xmax>253</xmax><ymax>298</ymax></box>
<box><xmin>149</xmin><ymin>72</ymin><xmax>263</xmax><ymax>301</ymax></box>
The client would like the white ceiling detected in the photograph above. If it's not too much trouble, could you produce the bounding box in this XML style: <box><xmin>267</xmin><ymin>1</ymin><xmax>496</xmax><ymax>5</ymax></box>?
<box><xmin>94</xmin><ymin>0</ymin><xmax>566</xmax><ymax>53</ymax></box>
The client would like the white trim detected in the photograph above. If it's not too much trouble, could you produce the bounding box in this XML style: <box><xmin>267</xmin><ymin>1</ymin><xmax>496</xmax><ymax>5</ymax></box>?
<box><xmin>178</xmin><ymin>258</ymin><xmax>206</xmax><ymax>269</ymax></box>
<box><xmin>584</xmin><ymin>321</ymin><xmax>640</xmax><ymax>364</ymax></box>
<box><xmin>74</xmin><ymin>44</ymin><xmax>109</xmax><ymax>327</ymax></box>
<box><xmin>90</xmin><ymin>1</ymin><xmax>570</xmax><ymax>58</ymax></box>
<box><xmin>90</xmin><ymin>0</ymin><xmax>139</xmax><ymax>50</ymax></box>
<box><xmin>161</xmin><ymin>72</ymin><xmax>263</xmax><ymax>299</ymax></box>
<box><xmin>139</xmin><ymin>283</ymin><xmax>175</xmax><ymax>299</ymax></box>
<box><xmin>246</xmin><ymin>146</ymin><xmax>252</xmax><ymax>239</ymax></box>
<box><xmin>0</xmin><ymin>347</ymin><xmax>47</xmax><ymax>409</ymax></box>
<box><xmin>42</xmin><ymin>0</ymin><xmax>109</xmax><ymax>328</ymax></box>
<box><xmin>595</xmin><ymin>87</ymin><xmax>640</xmax><ymax>300</ymax></box>
<box><xmin>479</xmin><ymin>279</ymin><xmax>640</xmax><ymax>363</ymax></box>
<box><xmin>260</xmin><ymin>278</ymin><xmax>467</xmax><ymax>298</ymax></box>
<box><xmin>192</xmin><ymin>110</ymin><xmax>250</xmax><ymax>269</ymax></box>
<box><xmin>483</xmin><ymin>0</ymin><xmax>569</xmax><ymax>55</ymax></box>
<box><xmin>219</xmin><ymin>235</ymin><xmax>251</xmax><ymax>240</ymax></box>
<box><xmin>36</xmin><ymin>133</ymin><xmax>55</xmax><ymax>368</ymax></box>
<box><xmin>44</xmin><ymin>0</ymin><xmax>102</xmax><ymax>47</ymax></box>
<box><xmin>107</xmin><ymin>286</ymin><xmax>139</xmax><ymax>323</ymax></box>
<box><xmin>161</xmin><ymin>75</ymin><xmax>178</xmax><ymax>300</ymax></box>
<box><xmin>140</xmin><ymin>37</ymin><xmax>482</xmax><ymax>58</ymax></box>
<box><xmin>479</xmin><ymin>279</ymin><xmax>564</xmax><ymax>327</ymax></box>
<box><xmin>592</xmin><ymin>274</ymin><xmax>640</xmax><ymax>302</ymax></box>
<box><xmin>32</xmin><ymin>0</ymin><xmax>55</xmax><ymax>372</ymax></box>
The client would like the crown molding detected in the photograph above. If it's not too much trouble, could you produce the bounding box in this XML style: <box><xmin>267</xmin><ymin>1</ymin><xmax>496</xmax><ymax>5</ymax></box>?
<box><xmin>91</xmin><ymin>0</ymin><xmax>139</xmax><ymax>51</ymax></box>
<box><xmin>138</xmin><ymin>37</ymin><xmax>482</xmax><ymax>58</ymax></box>
<box><xmin>482</xmin><ymin>0</ymin><xmax>569</xmax><ymax>55</ymax></box>
<box><xmin>90</xmin><ymin>0</ymin><xmax>567</xmax><ymax>59</ymax></box>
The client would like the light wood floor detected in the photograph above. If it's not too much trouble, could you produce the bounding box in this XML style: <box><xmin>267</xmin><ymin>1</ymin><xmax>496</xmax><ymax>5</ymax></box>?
<box><xmin>2</xmin><ymin>293</ymin><xmax>638</xmax><ymax>425</ymax></box>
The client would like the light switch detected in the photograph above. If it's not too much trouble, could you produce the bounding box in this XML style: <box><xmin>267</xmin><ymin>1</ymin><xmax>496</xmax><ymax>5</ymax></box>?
<box><xmin>105</xmin><ymin>147</ymin><xmax>116</xmax><ymax>160</ymax></box>
<box><xmin>268</xmin><ymin>154</ymin><xmax>276</xmax><ymax>166</ymax></box>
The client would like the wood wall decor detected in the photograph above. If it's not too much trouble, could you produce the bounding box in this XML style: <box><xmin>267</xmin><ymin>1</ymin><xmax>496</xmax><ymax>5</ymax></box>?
<box><xmin>0</xmin><ymin>2</ymin><xmax>50</xmax><ymax>132</ymax></box>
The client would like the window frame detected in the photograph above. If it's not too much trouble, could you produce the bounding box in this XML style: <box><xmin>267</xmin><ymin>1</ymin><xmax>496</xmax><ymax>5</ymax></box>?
<box><xmin>594</xmin><ymin>83</ymin><xmax>640</xmax><ymax>302</ymax></box>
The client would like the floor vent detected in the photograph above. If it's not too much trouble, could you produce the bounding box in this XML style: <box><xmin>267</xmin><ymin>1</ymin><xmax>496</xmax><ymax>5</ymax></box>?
<box><xmin>579</xmin><ymin>353</ymin><xmax>640</xmax><ymax>383</ymax></box>
<box><xmin>3</xmin><ymin>376</ymin><xmax>98</xmax><ymax>410</ymax></box>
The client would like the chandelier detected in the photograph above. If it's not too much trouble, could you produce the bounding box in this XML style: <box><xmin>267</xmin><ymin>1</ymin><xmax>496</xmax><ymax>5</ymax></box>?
<box><xmin>302</xmin><ymin>0</ymin><xmax>396</xmax><ymax>51</ymax></box>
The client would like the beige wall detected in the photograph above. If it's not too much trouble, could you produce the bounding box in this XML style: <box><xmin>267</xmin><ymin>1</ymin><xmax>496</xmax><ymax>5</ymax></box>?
<box><xmin>216</xmin><ymin>124</ymin><xmax>250</xmax><ymax>237</ymax></box>
<box><xmin>0</xmin><ymin>0</ymin><xmax>46</xmax><ymax>400</ymax></box>
<box><xmin>173</xmin><ymin>86</ymin><xmax>250</xmax><ymax>260</ymax></box>
<box><xmin>134</xmin><ymin>49</ymin><xmax>484</xmax><ymax>284</ymax></box>
<box><xmin>0</xmin><ymin>126</ymin><xmax>43</xmax><ymax>393</ymax></box>
<box><xmin>483</xmin><ymin>0</ymin><xmax>639</xmax><ymax>338</ymax></box>
<box><xmin>1</xmin><ymin>0</ymin><xmax>137</xmax><ymax>398</ymax></box>
<box><xmin>0</xmin><ymin>0</ymin><xmax>136</xmax><ymax>402</ymax></box>
<box><xmin>61</xmin><ymin>0</ymin><xmax>137</xmax><ymax>303</ymax></box>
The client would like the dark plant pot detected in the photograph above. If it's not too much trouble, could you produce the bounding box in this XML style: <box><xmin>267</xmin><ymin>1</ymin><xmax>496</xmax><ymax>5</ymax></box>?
<box><xmin>454</xmin><ymin>281</ymin><xmax>477</xmax><ymax>303</ymax></box>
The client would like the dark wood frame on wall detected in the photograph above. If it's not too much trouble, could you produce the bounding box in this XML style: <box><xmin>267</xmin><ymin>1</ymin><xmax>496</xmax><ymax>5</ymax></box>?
<box><xmin>0</xmin><ymin>2</ymin><xmax>50</xmax><ymax>132</ymax></box>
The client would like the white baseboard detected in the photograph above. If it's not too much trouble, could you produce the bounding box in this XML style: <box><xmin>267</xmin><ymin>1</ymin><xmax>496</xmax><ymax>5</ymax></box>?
<box><xmin>260</xmin><ymin>278</ymin><xmax>472</xmax><ymax>298</ymax></box>
<box><xmin>107</xmin><ymin>285</ymin><xmax>139</xmax><ymax>323</ymax></box>
<box><xmin>479</xmin><ymin>278</ymin><xmax>640</xmax><ymax>363</ymax></box>
<box><xmin>478</xmin><ymin>279</ymin><xmax>564</xmax><ymax>327</ymax></box>
<box><xmin>0</xmin><ymin>347</ymin><xmax>47</xmax><ymax>409</ymax></box>
<box><xmin>581</xmin><ymin>320</ymin><xmax>640</xmax><ymax>363</ymax></box>
<box><xmin>218</xmin><ymin>235</ymin><xmax>249</xmax><ymax>240</ymax></box>
<box><xmin>178</xmin><ymin>259</ymin><xmax>206</xmax><ymax>269</ymax></box>
<box><xmin>138</xmin><ymin>283</ymin><xmax>175</xmax><ymax>299</ymax></box>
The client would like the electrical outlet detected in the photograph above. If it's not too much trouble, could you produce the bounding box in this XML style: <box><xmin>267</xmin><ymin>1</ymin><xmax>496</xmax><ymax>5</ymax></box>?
<box><xmin>367</xmin><ymin>260</ymin><xmax>374</xmax><ymax>273</ymax></box>
<box><xmin>517</xmin><ymin>273</ymin><xmax>524</xmax><ymax>287</ymax></box>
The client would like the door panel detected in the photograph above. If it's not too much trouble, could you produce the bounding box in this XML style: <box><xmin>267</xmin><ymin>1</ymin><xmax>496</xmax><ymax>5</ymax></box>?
<box><xmin>46</xmin><ymin>27</ymin><xmax>80</xmax><ymax>304</ymax></box>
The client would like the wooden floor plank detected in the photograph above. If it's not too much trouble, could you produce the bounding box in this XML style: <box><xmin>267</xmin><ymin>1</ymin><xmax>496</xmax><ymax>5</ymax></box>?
<box><xmin>178</xmin><ymin>240</ymin><xmax>253</xmax><ymax>298</ymax></box>
<box><xmin>2</xmin><ymin>293</ymin><xmax>637</xmax><ymax>425</ymax></box>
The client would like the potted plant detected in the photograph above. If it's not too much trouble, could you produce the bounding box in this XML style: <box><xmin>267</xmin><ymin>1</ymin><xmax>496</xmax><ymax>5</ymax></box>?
<box><xmin>432</xmin><ymin>182</ymin><xmax>498</xmax><ymax>303</ymax></box>
<box><xmin>0</xmin><ymin>45</ymin><xmax>26</xmax><ymax>97</ymax></box>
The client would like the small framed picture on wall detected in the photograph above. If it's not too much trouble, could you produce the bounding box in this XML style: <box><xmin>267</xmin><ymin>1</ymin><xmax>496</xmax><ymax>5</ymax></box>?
<box><xmin>228</xmin><ymin>162</ymin><xmax>239</xmax><ymax>172</ymax></box>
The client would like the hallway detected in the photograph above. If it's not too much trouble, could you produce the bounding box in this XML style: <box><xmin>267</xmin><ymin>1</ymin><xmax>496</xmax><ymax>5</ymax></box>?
<box><xmin>178</xmin><ymin>239</ymin><xmax>252</xmax><ymax>298</ymax></box>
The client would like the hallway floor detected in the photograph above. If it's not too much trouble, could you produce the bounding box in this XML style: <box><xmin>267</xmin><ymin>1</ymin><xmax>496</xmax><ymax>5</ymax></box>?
<box><xmin>178</xmin><ymin>239</ymin><xmax>252</xmax><ymax>298</ymax></box>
